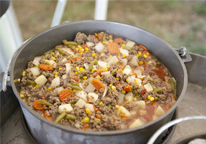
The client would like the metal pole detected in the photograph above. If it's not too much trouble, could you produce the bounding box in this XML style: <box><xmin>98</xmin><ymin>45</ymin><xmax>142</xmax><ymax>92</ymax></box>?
<box><xmin>94</xmin><ymin>0</ymin><xmax>108</xmax><ymax>20</ymax></box>
<box><xmin>51</xmin><ymin>0</ymin><xmax>67</xmax><ymax>27</ymax></box>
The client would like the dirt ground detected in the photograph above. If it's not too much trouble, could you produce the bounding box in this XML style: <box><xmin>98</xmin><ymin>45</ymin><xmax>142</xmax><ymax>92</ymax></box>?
<box><xmin>13</xmin><ymin>1</ymin><xmax>206</xmax><ymax>56</ymax></box>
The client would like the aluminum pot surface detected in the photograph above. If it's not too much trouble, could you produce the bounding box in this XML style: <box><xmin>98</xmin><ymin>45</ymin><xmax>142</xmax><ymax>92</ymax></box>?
<box><xmin>10</xmin><ymin>20</ymin><xmax>188</xmax><ymax>144</ymax></box>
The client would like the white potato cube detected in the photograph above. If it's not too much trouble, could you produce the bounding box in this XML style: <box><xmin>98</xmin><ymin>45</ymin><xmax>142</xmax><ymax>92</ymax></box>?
<box><xmin>154</xmin><ymin>106</ymin><xmax>165</xmax><ymax>117</ymax></box>
<box><xmin>54</xmin><ymin>87</ymin><xmax>64</xmax><ymax>94</ymax></box>
<box><xmin>45</xmin><ymin>60</ymin><xmax>57</xmax><ymax>68</ymax></box>
<box><xmin>134</xmin><ymin>100</ymin><xmax>146</xmax><ymax>109</ymax></box>
<box><xmin>85</xmin><ymin>104</ymin><xmax>94</xmax><ymax>112</ymax></box>
<box><xmin>121</xmin><ymin>59</ymin><xmax>128</xmax><ymax>66</ymax></box>
<box><xmin>118</xmin><ymin>92</ymin><xmax>125</xmax><ymax>104</ymax></box>
<box><xmin>76</xmin><ymin>91</ymin><xmax>87</xmax><ymax>102</ymax></box>
<box><xmin>75</xmin><ymin>99</ymin><xmax>86</xmax><ymax>108</ymax></box>
<box><xmin>144</xmin><ymin>83</ymin><xmax>153</xmax><ymax>92</ymax></box>
<box><xmin>58</xmin><ymin>104</ymin><xmax>73</xmax><ymax>113</ymax></box>
<box><xmin>95</xmin><ymin>42</ymin><xmax>104</xmax><ymax>53</ymax></box>
<box><xmin>118</xmin><ymin>106</ymin><xmax>131</xmax><ymax>117</ymax></box>
<box><xmin>125</xmin><ymin>92</ymin><xmax>134</xmax><ymax>102</ymax></box>
<box><xmin>108</xmin><ymin>56</ymin><xmax>119</xmax><ymax>65</ymax></box>
<box><xmin>129</xmin><ymin>119</ymin><xmax>143</xmax><ymax>128</ymax></box>
<box><xmin>101</xmin><ymin>71</ymin><xmax>110</xmax><ymax>75</ymax></box>
<box><xmin>128</xmin><ymin>75</ymin><xmax>136</xmax><ymax>85</ymax></box>
<box><xmin>28</xmin><ymin>67</ymin><xmax>40</xmax><ymax>76</ymax></box>
<box><xmin>35</xmin><ymin>75</ymin><xmax>47</xmax><ymax>87</ymax></box>
<box><xmin>60</xmin><ymin>48</ymin><xmax>74</xmax><ymax>55</ymax></box>
<box><xmin>98</xmin><ymin>61</ymin><xmax>108</xmax><ymax>68</ymax></box>
<box><xmin>61</xmin><ymin>58</ymin><xmax>67</xmax><ymax>62</ymax></box>
<box><xmin>33</xmin><ymin>56</ymin><xmax>41</xmax><ymax>66</ymax></box>
<box><xmin>51</xmin><ymin>76</ymin><xmax>60</xmax><ymax>88</ymax></box>
<box><xmin>120</xmin><ymin>48</ymin><xmax>129</xmax><ymax>56</ymax></box>
<box><xmin>88</xmin><ymin>92</ymin><xmax>98</xmax><ymax>103</ymax></box>
<box><xmin>123</xmin><ymin>65</ymin><xmax>132</xmax><ymax>75</ymax></box>
<box><xmin>125</xmin><ymin>41</ymin><xmax>135</xmax><ymax>48</ymax></box>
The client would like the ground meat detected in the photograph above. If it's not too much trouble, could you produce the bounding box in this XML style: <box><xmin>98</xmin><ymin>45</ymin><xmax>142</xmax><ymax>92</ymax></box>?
<box><xmin>102</xmin><ymin>75</ymin><xmax>117</xmax><ymax>84</ymax></box>
<box><xmin>74</xmin><ymin>32</ymin><xmax>87</xmax><ymax>45</ymax></box>
<box><xmin>84</xmin><ymin>57</ymin><xmax>93</xmax><ymax>63</ymax></box>
<box><xmin>101</xmin><ymin>97</ymin><xmax>113</xmax><ymax>104</ymax></box>
<box><xmin>27</xmin><ymin>61</ymin><xmax>34</xmax><ymax>68</ymax></box>
<box><xmin>87</xmin><ymin>35</ymin><xmax>99</xmax><ymax>44</ymax></box>
<box><xmin>126</xmin><ymin>55</ymin><xmax>133</xmax><ymax>61</ymax></box>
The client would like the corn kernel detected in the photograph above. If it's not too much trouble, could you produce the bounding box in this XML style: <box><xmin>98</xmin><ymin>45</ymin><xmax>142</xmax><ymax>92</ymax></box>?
<box><xmin>92</xmin><ymin>53</ymin><xmax>96</xmax><ymax>57</ymax></box>
<box><xmin>92</xmin><ymin>69</ymin><xmax>96</xmax><ymax>72</ymax></box>
<box><xmin>90</xmin><ymin>79</ymin><xmax>93</xmax><ymax>83</ymax></box>
<box><xmin>75</xmin><ymin>72</ymin><xmax>78</xmax><ymax>75</ymax></box>
<box><xmin>151</xmin><ymin>78</ymin><xmax>153</xmax><ymax>81</ymax></box>
<box><xmin>96</xmin><ymin>76</ymin><xmax>101</xmax><ymax>80</ymax></box>
<box><xmin>85</xmin><ymin>47</ymin><xmax>89</xmax><ymax>51</ymax></box>
<box><xmin>48</xmin><ymin>87</ymin><xmax>52</xmax><ymax>90</ymax></box>
<box><xmin>20</xmin><ymin>94</ymin><xmax>24</xmax><ymax>98</ymax></box>
<box><xmin>143</xmin><ymin>54</ymin><xmax>147</xmax><ymax>59</ymax></box>
<box><xmin>138</xmin><ymin>52</ymin><xmax>142</xmax><ymax>56</ymax></box>
<box><xmin>123</xmin><ymin>54</ymin><xmax>127</xmax><ymax>58</ymax></box>
<box><xmin>139</xmin><ymin>61</ymin><xmax>143</xmax><ymax>65</ymax></box>
<box><xmin>73</xmin><ymin>89</ymin><xmax>76</xmax><ymax>92</ymax></box>
<box><xmin>109</xmin><ymin>84</ymin><xmax>113</xmax><ymax>87</ymax></box>
<box><xmin>119</xmin><ymin>69</ymin><xmax>123</xmax><ymax>73</ymax></box>
<box><xmin>109</xmin><ymin>55</ymin><xmax>112</xmax><ymax>58</ymax></box>
<box><xmin>126</xmin><ymin>78</ymin><xmax>129</xmax><ymax>82</ymax></box>
<box><xmin>104</xmin><ymin>68</ymin><xmax>108</xmax><ymax>71</ymax></box>
<box><xmin>51</xmin><ymin>56</ymin><xmax>56</xmax><ymax>61</ymax></box>
<box><xmin>55</xmin><ymin>72</ymin><xmax>58</xmax><ymax>75</ymax></box>
<box><xmin>112</xmin><ymin>86</ymin><xmax>116</xmax><ymax>91</ymax></box>
<box><xmin>109</xmin><ymin>40</ymin><xmax>113</xmax><ymax>42</ymax></box>
<box><xmin>115</xmin><ymin>105</ymin><xmax>120</xmax><ymax>109</ymax></box>
<box><xmin>83</xmin><ymin>117</ymin><xmax>89</xmax><ymax>123</ymax></box>
<box><xmin>76</xmin><ymin>67</ymin><xmax>79</xmax><ymax>70</ymax></box>
<box><xmin>122</xmin><ymin>90</ymin><xmax>126</xmax><ymax>94</ymax></box>
<box><xmin>165</xmin><ymin>80</ymin><xmax>168</xmax><ymax>82</ymax></box>
<box><xmin>50</xmin><ymin>52</ymin><xmax>54</xmax><ymax>55</ymax></box>
<box><xmin>102</xmin><ymin>41</ymin><xmax>106</xmax><ymax>44</ymax></box>
<box><xmin>99</xmin><ymin>101</ymin><xmax>103</xmax><ymax>105</ymax></box>
<box><xmin>22</xmin><ymin>99</ymin><xmax>25</xmax><ymax>101</ymax></box>
<box><xmin>134</xmin><ymin>97</ymin><xmax>137</xmax><ymax>101</ymax></box>
<box><xmin>146</xmin><ymin>52</ymin><xmax>149</xmax><ymax>56</ymax></box>
<box><xmin>22</xmin><ymin>70</ymin><xmax>25</xmax><ymax>76</ymax></box>
<box><xmin>35</xmin><ymin>85</ymin><xmax>39</xmax><ymax>88</ymax></box>
<box><xmin>101</xmin><ymin>53</ymin><xmax>104</xmax><ymax>56</ymax></box>
<box><xmin>148</xmin><ymin>95</ymin><xmax>151</xmax><ymax>99</ymax></box>
<box><xmin>79</xmin><ymin>67</ymin><xmax>84</xmax><ymax>72</ymax></box>
<box><xmin>41</xmin><ymin>114</ymin><xmax>44</xmax><ymax>116</ymax></box>
<box><xmin>121</xmin><ymin>44</ymin><xmax>125</xmax><ymax>48</ymax></box>
<box><xmin>135</xmin><ymin>80</ymin><xmax>138</xmax><ymax>84</ymax></box>
<box><xmin>78</xmin><ymin>45</ymin><xmax>82</xmax><ymax>49</ymax></box>
<box><xmin>85</xmin><ymin>108</ymin><xmax>91</xmax><ymax>114</ymax></box>
<box><xmin>58</xmin><ymin>68</ymin><xmax>62</xmax><ymax>71</ymax></box>
<box><xmin>150</xmin><ymin>97</ymin><xmax>154</xmax><ymax>101</ymax></box>
<box><xmin>95</xmin><ymin>33</ymin><xmax>98</xmax><ymax>37</ymax></box>
<box><xmin>83</xmin><ymin>76</ymin><xmax>87</xmax><ymax>80</ymax></box>
<box><xmin>18</xmin><ymin>78</ymin><xmax>21</xmax><ymax>82</ymax></box>
<box><xmin>116</xmin><ymin>77</ymin><xmax>120</xmax><ymax>80</ymax></box>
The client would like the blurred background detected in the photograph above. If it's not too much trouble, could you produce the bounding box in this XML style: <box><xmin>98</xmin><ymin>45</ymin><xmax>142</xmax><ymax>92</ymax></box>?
<box><xmin>12</xmin><ymin>0</ymin><xmax>206</xmax><ymax>56</ymax></box>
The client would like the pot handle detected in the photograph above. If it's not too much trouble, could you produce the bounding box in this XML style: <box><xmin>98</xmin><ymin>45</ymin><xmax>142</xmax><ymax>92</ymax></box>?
<box><xmin>147</xmin><ymin>116</ymin><xmax>206</xmax><ymax>144</ymax></box>
<box><xmin>176</xmin><ymin>46</ymin><xmax>192</xmax><ymax>63</ymax></box>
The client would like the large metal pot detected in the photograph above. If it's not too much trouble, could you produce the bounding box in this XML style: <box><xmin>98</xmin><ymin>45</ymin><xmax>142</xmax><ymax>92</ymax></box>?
<box><xmin>7</xmin><ymin>20</ymin><xmax>189</xmax><ymax>144</ymax></box>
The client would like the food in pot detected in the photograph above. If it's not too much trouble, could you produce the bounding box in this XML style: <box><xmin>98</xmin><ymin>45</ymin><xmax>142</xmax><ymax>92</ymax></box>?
<box><xmin>188</xmin><ymin>138</ymin><xmax>206</xmax><ymax>144</ymax></box>
<box><xmin>19</xmin><ymin>32</ymin><xmax>176</xmax><ymax>131</ymax></box>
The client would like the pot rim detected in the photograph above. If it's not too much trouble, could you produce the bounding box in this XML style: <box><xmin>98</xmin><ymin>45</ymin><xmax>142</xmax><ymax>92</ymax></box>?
<box><xmin>10</xmin><ymin>20</ymin><xmax>188</xmax><ymax>136</ymax></box>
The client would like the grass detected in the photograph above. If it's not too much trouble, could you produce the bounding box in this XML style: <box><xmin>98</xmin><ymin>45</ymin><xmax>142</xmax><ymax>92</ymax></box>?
<box><xmin>13</xmin><ymin>1</ymin><xmax>206</xmax><ymax>56</ymax></box>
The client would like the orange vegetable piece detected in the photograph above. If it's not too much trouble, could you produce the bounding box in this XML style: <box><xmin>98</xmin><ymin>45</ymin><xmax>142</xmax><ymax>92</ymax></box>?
<box><xmin>59</xmin><ymin>89</ymin><xmax>73</xmax><ymax>102</ymax></box>
<box><xmin>133</xmin><ymin>73</ymin><xmax>137</xmax><ymax>77</ymax></box>
<box><xmin>107</xmin><ymin>42</ymin><xmax>120</xmax><ymax>54</ymax></box>
<box><xmin>164</xmin><ymin>104</ymin><xmax>171</xmax><ymax>111</ymax></box>
<box><xmin>95</xmin><ymin>114</ymin><xmax>102</xmax><ymax>119</ymax></box>
<box><xmin>114</xmin><ymin>38</ymin><xmax>124</xmax><ymax>44</ymax></box>
<box><xmin>93</xmin><ymin>106</ymin><xmax>99</xmax><ymax>113</ymax></box>
<box><xmin>82</xmin><ymin>124</ymin><xmax>89</xmax><ymax>130</ymax></box>
<box><xmin>33</xmin><ymin>100</ymin><xmax>44</xmax><ymax>110</ymax></box>
<box><xmin>120</xmin><ymin>113</ymin><xmax>128</xmax><ymax>118</ymax></box>
<box><xmin>138</xmin><ymin>45</ymin><xmax>147</xmax><ymax>51</ymax></box>
<box><xmin>39</xmin><ymin>64</ymin><xmax>53</xmax><ymax>71</ymax></box>
<box><xmin>123</xmin><ymin>86</ymin><xmax>132</xmax><ymax>92</ymax></box>
<box><xmin>74</xmin><ymin>57</ymin><xmax>83</xmax><ymax>61</ymax></box>
<box><xmin>68</xmin><ymin>58</ymin><xmax>73</xmax><ymax>62</ymax></box>
<box><xmin>92</xmin><ymin>79</ymin><xmax>105</xmax><ymax>91</ymax></box>
<box><xmin>42</xmin><ymin>94</ymin><xmax>46</xmax><ymax>98</ymax></box>
<box><xmin>96</xmin><ymin>69</ymin><xmax>105</xmax><ymax>75</ymax></box>
<box><xmin>98</xmin><ymin>33</ymin><xmax>103</xmax><ymax>40</ymax></box>
<box><xmin>44</xmin><ymin>111</ymin><xmax>53</xmax><ymax>121</ymax></box>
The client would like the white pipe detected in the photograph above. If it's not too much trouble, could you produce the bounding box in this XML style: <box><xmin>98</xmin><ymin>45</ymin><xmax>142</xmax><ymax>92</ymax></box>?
<box><xmin>51</xmin><ymin>0</ymin><xmax>67</xmax><ymax>27</ymax></box>
<box><xmin>94</xmin><ymin>0</ymin><xmax>108</xmax><ymax>20</ymax></box>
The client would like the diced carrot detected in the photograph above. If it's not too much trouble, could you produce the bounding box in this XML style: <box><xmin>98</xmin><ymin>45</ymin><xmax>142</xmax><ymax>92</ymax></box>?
<box><xmin>68</xmin><ymin>58</ymin><xmax>73</xmax><ymax>62</ymax></box>
<box><xmin>96</xmin><ymin>69</ymin><xmax>105</xmax><ymax>75</ymax></box>
<box><xmin>107</xmin><ymin>42</ymin><xmax>120</xmax><ymax>54</ymax></box>
<box><xmin>39</xmin><ymin>64</ymin><xmax>53</xmax><ymax>71</ymax></box>
<box><xmin>114</xmin><ymin>38</ymin><xmax>124</xmax><ymax>44</ymax></box>
<box><xmin>82</xmin><ymin>124</ymin><xmax>89</xmax><ymax>130</ymax></box>
<box><xmin>33</xmin><ymin>100</ymin><xmax>44</xmax><ymax>110</ymax></box>
<box><xmin>138</xmin><ymin>45</ymin><xmax>148</xmax><ymax>51</ymax></box>
<box><xmin>73</xmin><ymin>77</ymin><xmax>79</xmax><ymax>82</ymax></box>
<box><xmin>98</xmin><ymin>33</ymin><xmax>103</xmax><ymax>40</ymax></box>
<box><xmin>133</xmin><ymin>73</ymin><xmax>137</xmax><ymax>77</ymax></box>
<box><xmin>87</xmin><ymin>98</ymin><xmax>89</xmax><ymax>103</ymax></box>
<box><xmin>119</xmin><ymin>66</ymin><xmax>124</xmax><ymax>70</ymax></box>
<box><xmin>42</xmin><ymin>94</ymin><xmax>46</xmax><ymax>98</ymax></box>
<box><xmin>82</xmin><ymin>45</ymin><xmax>88</xmax><ymax>49</ymax></box>
<box><xmin>123</xmin><ymin>86</ymin><xmax>132</xmax><ymax>92</ymax></box>
<box><xmin>92</xmin><ymin>79</ymin><xmax>105</xmax><ymax>91</ymax></box>
<box><xmin>120</xmin><ymin>113</ymin><xmax>128</xmax><ymax>118</ymax></box>
<box><xmin>95</xmin><ymin>114</ymin><xmax>102</xmax><ymax>119</ymax></box>
<box><xmin>44</xmin><ymin>111</ymin><xmax>53</xmax><ymax>121</ymax></box>
<box><xmin>93</xmin><ymin>106</ymin><xmax>99</xmax><ymax>113</ymax></box>
<box><xmin>142</xmin><ymin>89</ymin><xmax>146</xmax><ymax>95</ymax></box>
<box><xmin>59</xmin><ymin>89</ymin><xmax>73</xmax><ymax>102</ymax></box>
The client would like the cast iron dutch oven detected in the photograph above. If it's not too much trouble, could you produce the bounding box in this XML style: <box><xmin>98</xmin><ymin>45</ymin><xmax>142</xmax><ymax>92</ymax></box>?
<box><xmin>7</xmin><ymin>21</ymin><xmax>189</xmax><ymax>144</ymax></box>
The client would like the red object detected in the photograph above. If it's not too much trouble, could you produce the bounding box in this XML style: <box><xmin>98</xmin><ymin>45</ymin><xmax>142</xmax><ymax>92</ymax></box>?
<box><xmin>73</xmin><ymin>77</ymin><xmax>79</xmax><ymax>82</ymax></box>
<box><xmin>142</xmin><ymin>89</ymin><xmax>146</xmax><ymax>95</ymax></box>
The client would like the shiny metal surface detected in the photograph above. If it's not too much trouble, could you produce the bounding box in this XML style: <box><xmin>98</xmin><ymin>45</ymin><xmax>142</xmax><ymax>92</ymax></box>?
<box><xmin>8</xmin><ymin>21</ymin><xmax>188</xmax><ymax>144</ymax></box>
